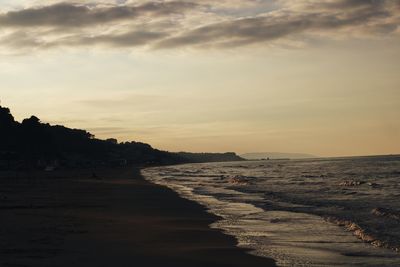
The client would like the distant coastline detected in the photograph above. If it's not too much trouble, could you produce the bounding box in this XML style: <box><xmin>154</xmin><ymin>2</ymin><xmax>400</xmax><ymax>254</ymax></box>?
<box><xmin>241</xmin><ymin>152</ymin><xmax>317</xmax><ymax>160</ymax></box>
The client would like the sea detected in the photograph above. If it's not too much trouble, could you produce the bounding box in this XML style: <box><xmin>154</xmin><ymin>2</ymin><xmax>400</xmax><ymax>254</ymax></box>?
<box><xmin>142</xmin><ymin>155</ymin><xmax>400</xmax><ymax>266</ymax></box>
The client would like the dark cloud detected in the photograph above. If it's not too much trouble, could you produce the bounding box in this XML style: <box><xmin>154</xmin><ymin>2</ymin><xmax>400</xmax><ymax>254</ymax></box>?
<box><xmin>156</xmin><ymin>0</ymin><xmax>399</xmax><ymax>49</ymax></box>
<box><xmin>319</xmin><ymin>0</ymin><xmax>385</xmax><ymax>9</ymax></box>
<box><xmin>0</xmin><ymin>1</ymin><xmax>197</xmax><ymax>28</ymax></box>
<box><xmin>0</xmin><ymin>0</ymin><xmax>398</xmax><ymax>51</ymax></box>
<box><xmin>67</xmin><ymin>30</ymin><xmax>167</xmax><ymax>47</ymax></box>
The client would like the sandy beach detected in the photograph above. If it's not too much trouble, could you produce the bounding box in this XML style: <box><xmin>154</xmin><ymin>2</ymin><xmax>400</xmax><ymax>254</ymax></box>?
<box><xmin>0</xmin><ymin>167</ymin><xmax>276</xmax><ymax>267</ymax></box>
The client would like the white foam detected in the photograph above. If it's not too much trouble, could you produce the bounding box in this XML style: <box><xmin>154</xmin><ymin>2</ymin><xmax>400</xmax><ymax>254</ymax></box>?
<box><xmin>142</xmin><ymin>161</ymin><xmax>400</xmax><ymax>267</ymax></box>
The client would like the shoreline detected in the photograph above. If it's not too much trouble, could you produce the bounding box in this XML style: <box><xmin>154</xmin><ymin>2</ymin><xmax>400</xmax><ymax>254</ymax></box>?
<box><xmin>144</xmin><ymin>159</ymin><xmax>400</xmax><ymax>266</ymax></box>
<box><xmin>0</xmin><ymin>167</ymin><xmax>276</xmax><ymax>267</ymax></box>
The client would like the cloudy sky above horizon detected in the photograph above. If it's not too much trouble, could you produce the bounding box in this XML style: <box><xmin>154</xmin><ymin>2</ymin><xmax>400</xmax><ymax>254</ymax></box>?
<box><xmin>1</xmin><ymin>0</ymin><xmax>400</xmax><ymax>156</ymax></box>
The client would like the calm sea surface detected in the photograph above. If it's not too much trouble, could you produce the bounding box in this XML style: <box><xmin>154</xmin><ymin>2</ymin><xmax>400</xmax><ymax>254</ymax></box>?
<box><xmin>143</xmin><ymin>156</ymin><xmax>400</xmax><ymax>266</ymax></box>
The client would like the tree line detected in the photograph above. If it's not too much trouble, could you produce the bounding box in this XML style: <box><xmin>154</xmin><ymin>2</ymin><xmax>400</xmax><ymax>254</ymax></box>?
<box><xmin>0</xmin><ymin>105</ymin><xmax>243</xmax><ymax>170</ymax></box>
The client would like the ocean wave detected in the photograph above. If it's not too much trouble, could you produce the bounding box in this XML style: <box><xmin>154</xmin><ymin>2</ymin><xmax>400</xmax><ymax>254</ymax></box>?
<box><xmin>325</xmin><ymin>216</ymin><xmax>400</xmax><ymax>252</ymax></box>
<box><xmin>372</xmin><ymin>207</ymin><xmax>400</xmax><ymax>221</ymax></box>
<box><xmin>143</xmin><ymin>156</ymin><xmax>400</xmax><ymax>266</ymax></box>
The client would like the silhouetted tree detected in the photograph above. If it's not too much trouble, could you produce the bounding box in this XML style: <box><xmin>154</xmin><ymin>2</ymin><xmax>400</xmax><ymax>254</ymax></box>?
<box><xmin>106</xmin><ymin>138</ymin><xmax>118</xmax><ymax>144</ymax></box>
<box><xmin>0</xmin><ymin>105</ymin><xmax>241</xmax><ymax>171</ymax></box>
<box><xmin>0</xmin><ymin>106</ymin><xmax>18</xmax><ymax>151</ymax></box>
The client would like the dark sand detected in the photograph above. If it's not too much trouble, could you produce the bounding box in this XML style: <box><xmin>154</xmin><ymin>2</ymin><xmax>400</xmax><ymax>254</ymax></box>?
<box><xmin>0</xmin><ymin>167</ymin><xmax>276</xmax><ymax>267</ymax></box>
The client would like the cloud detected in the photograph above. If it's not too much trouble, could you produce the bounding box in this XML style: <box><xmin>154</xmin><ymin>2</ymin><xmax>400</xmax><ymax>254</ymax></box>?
<box><xmin>64</xmin><ymin>30</ymin><xmax>168</xmax><ymax>47</ymax></box>
<box><xmin>156</xmin><ymin>0</ymin><xmax>400</xmax><ymax>48</ymax></box>
<box><xmin>0</xmin><ymin>1</ymin><xmax>197</xmax><ymax>28</ymax></box>
<box><xmin>79</xmin><ymin>93</ymin><xmax>168</xmax><ymax>111</ymax></box>
<box><xmin>0</xmin><ymin>0</ymin><xmax>399</xmax><ymax>52</ymax></box>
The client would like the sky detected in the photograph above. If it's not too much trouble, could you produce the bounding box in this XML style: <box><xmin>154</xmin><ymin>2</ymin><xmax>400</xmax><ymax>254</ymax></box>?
<box><xmin>0</xmin><ymin>0</ymin><xmax>399</xmax><ymax>157</ymax></box>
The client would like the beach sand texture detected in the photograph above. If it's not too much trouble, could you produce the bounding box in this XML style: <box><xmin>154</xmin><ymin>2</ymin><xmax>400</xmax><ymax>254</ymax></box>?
<box><xmin>0</xmin><ymin>167</ymin><xmax>276</xmax><ymax>267</ymax></box>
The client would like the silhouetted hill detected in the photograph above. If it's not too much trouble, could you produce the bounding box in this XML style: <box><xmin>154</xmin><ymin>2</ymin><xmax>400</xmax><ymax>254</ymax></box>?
<box><xmin>0</xmin><ymin>105</ymin><xmax>243</xmax><ymax>170</ymax></box>
<box><xmin>241</xmin><ymin>152</ymin><xmax>317</xmax><ymax>160</ymax></box>
<box><xmin>177</xmin><ymin>152</ymin><xmax>244</xmax><ymax>163</ymax></box>
<box><xmin>0</xmin><ymin>105</ymin><xmax>182</xmax><ymax>169</ymax></box>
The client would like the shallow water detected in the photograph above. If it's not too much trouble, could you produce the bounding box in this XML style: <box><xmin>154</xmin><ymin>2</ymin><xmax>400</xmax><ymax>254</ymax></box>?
<box><xmin>143</xmin><ymin>156</ymin><xmax>400</xmax><ymax>266</ymax></box>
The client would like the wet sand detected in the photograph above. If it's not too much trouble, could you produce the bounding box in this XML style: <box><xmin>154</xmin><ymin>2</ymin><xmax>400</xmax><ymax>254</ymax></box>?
<box><xmin>0</xmin><ymin>167</ymin><xmax>276</xmax><ymax>267</ymax></box>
